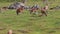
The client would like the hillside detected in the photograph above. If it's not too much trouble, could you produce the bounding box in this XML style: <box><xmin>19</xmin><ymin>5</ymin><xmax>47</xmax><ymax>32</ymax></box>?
<box><xmin>0</xmin><ymin>0</ymin><xmax>60</xmax><ymax>34</ymax></box>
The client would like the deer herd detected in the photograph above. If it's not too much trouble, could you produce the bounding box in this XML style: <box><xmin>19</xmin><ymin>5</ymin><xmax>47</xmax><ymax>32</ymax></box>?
<box><xmin>0</xmin><ymin>4</ymin><xmax>49</xmax><ymax>17</ymax></box>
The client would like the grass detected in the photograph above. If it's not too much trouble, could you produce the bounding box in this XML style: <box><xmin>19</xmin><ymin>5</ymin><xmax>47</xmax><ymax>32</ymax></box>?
<box><xmin>0</xmin><ymin>0</ymin><xmax>60</xmax><ymax>34</ymax></box>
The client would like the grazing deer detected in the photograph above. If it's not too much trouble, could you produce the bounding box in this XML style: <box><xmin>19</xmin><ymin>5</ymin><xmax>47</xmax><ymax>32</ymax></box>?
<box><xmin>16</xmin><ymin>6</ymin><xmax>24</xmax><ymax>15</ymax></box>
<box><xmin>39</xmin><ymin>4</ymin><xmax>48</xmax><ymax>17</ymax></box>
<box><xmin>40</xmin><ymin>7</ymin><xmax>47</xmax><ymax>16</ymax></box>
<box><xmin>29</xmin><ymin>5</ymin><xmax>39</xmax><ymax>14</ymax></box>
<box><xmin>2</xmin><ymin>7</ymin><xmax>8</xmax><ymax>10</ymax></box>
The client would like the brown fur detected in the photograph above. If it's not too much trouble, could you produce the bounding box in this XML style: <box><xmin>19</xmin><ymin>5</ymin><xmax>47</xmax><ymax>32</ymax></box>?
<box><xmin>30</xmin><ymin>7</ymin><xmax>39</xmax><ymax>14</ymax></box>
<box><xmin>40</xmin><ymin>7</ymin><xmax>47</xmax><ymax>16</ymax></box>
<box><xmin>2</xmin><ymin>7</ymin><xmax>8</xmax><ymax>10</ymax></box>
<box><xmin>16</xmin><ymin>6</ymin><xmax>24</xmax><ymax>15</ymax></box>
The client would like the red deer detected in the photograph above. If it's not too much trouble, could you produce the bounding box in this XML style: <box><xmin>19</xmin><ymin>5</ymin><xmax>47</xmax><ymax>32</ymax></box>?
<box><xmin>16</xmin><ymin>6</ymin><xmax>24</xmax><ymax>15</ymax></box>
<box><xmin>29</xmin><ymin>6</ymin><xmax>39</xmax><ymax>14</ymax></box>
<box><xmin>40</xmin><ymin>7</ymin><xmax>47</xmax><ymax>16</ymax></box>
<box><xmin>2</xmin><ymin>7</ymin><xmax>8</xmax><ymax>10</ymax></box>
<box><xmin>39</xmin><ymin>4</ymin><xmax>48</xmax><ymax>17</ymax></box>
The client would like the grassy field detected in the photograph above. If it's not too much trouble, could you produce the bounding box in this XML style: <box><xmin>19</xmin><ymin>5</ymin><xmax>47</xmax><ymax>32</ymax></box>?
<box><xmin>0</xmin><ymin>0</ymin><xmax>60</xmax><ymax>34</ymax></box>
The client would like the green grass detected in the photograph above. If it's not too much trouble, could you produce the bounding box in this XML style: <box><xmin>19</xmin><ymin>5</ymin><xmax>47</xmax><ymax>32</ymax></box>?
<box><xmin>0</xmin><ymin>1</ymin><xmax>60</xmax><ymax>34</ymax></box>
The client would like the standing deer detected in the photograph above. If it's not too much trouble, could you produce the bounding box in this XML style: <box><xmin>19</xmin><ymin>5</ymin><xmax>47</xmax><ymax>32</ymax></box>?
<box><xmin>16</xmin><ymin>6</ymin><xmax>24</xmax><ymax>15</ymax></box>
